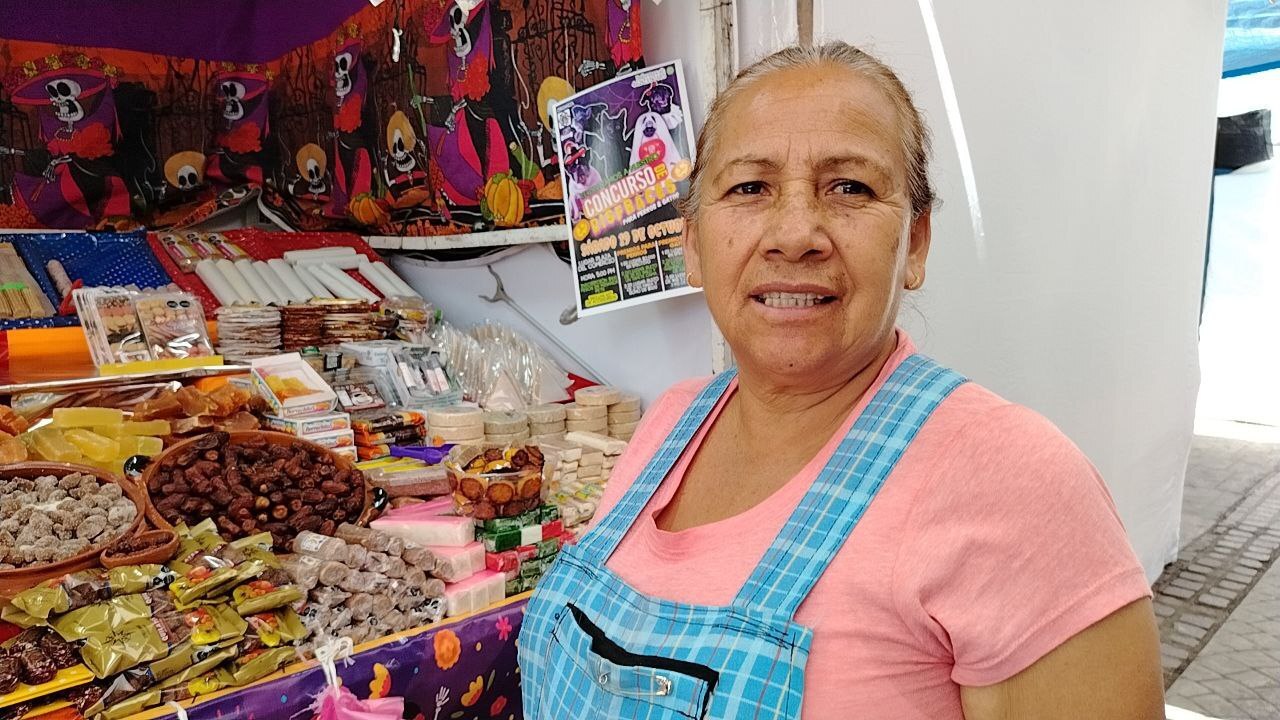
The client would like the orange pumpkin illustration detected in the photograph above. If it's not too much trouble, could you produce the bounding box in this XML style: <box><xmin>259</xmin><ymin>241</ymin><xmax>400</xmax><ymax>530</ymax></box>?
<box><xmin>484</xmin><ymin>173</ymin><xmax>525</xmax><ymax>227</ymax></box>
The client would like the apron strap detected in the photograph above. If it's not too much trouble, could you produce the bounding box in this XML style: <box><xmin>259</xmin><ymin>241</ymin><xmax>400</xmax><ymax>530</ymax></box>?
<box><xmin>732</xmin><ymin>354</ymin><xmax>965</xmax><ymax>619</ymax></box>
<box><xmin>575</xmin><ymin>369</ymin><xmax>738</xmax><ymax>563</ymax></box>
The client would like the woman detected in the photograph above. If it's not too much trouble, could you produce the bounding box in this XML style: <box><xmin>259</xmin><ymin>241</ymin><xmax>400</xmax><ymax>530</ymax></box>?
<box><xmin>521</xmin><ymin>42</ymin><xmax>1165</xmax><ymax>719</ymax></box>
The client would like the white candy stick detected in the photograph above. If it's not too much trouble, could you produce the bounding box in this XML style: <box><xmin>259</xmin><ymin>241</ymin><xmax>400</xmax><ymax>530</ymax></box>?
<box><xmin>282</xmin><ymin>247</ymin><xmax>357</xmax><ymax>262</ymax></box>
<box><xmin>372</xmin><ymin>261</ymin><xmax>418</xmax><ymax>297</ymax></box>
<box><xmin>268</xmin><ymin>258</ymin><xmax>312</xmax><ymax>301</ymax></box>
<box><xmin>254</xmin><ymin>261</ymin><xmax>296</xmax><ymax>304</ymax></box>
<box><xmin>294</xmin><ymin>264</ymin><xmax>334</xmax><ymax>299</ymax></box>
<box><xmin>215</xmin><ymin>259</ymin><xmax>257</xmax><ymax>304</ymax></box>
<box><xmin>196</xmin><ymin>259</ymin><xmax>240</xmax><ymax>306</ymax></box>
<box><xmin>307</xmin><ymin>264</ymin><xmax>351</xmax><ymax>299</ymax></box>
<box><xmin>236</xmin><ymin>259</ymin><xmax>279</xmax><ymax>305</ymax></box>
<box><xmin>316</xmin><ymin>263</ymin><xmax>379</xmax><ymax>302</ymax></box>
<box><xmin>294</xmin><ymin>255</ymin><xmax>363</xmax><ymax>270</ymax></box>
<box><xmin>357</xmin><ymin>260</ymin><xmax>399</xmax><ymax>298</ymax></box>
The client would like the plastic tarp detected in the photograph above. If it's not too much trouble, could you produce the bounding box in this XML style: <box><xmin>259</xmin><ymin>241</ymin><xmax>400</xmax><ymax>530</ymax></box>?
<box><xmin>1223</xmin><ymin>0</ymin><xmax>1280</xmax><ymax>78</ymax></box>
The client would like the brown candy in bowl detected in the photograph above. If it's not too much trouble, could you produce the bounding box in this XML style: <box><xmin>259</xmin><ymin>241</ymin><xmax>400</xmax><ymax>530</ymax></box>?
<box><xmin>100</xmin><ymin>529</ymin><xmax>179</xmax><ymax>568</ymax></box>
<box><xmin>141</xmin><ymin>430</ymin><xmax>372</xmax><ymax>550</ymax></box>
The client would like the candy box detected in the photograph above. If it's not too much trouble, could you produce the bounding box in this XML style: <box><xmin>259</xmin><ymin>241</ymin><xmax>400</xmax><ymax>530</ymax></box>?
<box><xmin>263</xmin><ymin>411</ymin><xmax>351</xmax><ymax>436</ymax></box>
<box><xmin>250</xmin><ymin>353</ymin><xmax>337</xmax><ymax>418</ymax></box>
<box><xmin>445</xmin><ymin>444</ymin><xmax>546</xmax><ymax>520</ymax></box>
<box><xmin>302</xmin><ymin>428</ymin><xmax>355</xmax><ymax>450</ymax></box>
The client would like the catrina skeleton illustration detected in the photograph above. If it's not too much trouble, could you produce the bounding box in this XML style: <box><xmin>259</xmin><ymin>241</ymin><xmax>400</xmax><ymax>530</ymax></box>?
<box><xmin>426</xmin><ymin>0</ymin><xmax>510</xmax><ymax>207</ymax></box>
<box><xmin>163</xmin><ymin>150</ymin><xmax>209</xmax><ymax>203</ymax></box>
<box><xmin>7</xmin><ymin>63</ymin><xmax>131</xmax><ymax>227</ymax></box>
<box><xmin>206</xmin><ymin>71</ymin><xmax>269</xmax><ymax>188</ymax></box>
<box><xmin>292</xmin><ymin>143</ymin><xmax>330</xmax><ymax>201</ymax></box>
<box><xmin>382</xmin><ymin>110</ymin><xmax>430</xmax><ymax>206</ymax></box>
<box><xmin>328</xmin><ymin>37</ymin><xmax>376</xmax><ymax>216</ymax></box>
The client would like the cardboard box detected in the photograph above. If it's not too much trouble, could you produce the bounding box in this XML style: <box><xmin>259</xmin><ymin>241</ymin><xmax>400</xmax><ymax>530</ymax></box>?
<box><xmin>251</xmin><ymin>353</ymin><xmax>337</xmax><ymax>418</ymax></box>
<box><xmin>264</xmin><ymin>411</ymin><xmax>352</xmax><ymax>436</ymax></box>
<box><xmin>304</xmin><ymin>428</ymin><xmax>355</xmax><ymax>450</ymax></box>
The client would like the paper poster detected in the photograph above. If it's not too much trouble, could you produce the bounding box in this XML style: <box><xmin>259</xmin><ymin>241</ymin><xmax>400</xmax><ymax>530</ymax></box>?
<box><xmin>553</xmin><ymin>60</ymin><xmax>700</xmax><ymax>317</ymax></box>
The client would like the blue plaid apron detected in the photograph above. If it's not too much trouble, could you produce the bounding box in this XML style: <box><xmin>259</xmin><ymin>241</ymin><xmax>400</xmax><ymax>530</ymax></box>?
<box><xmin>520</xmin><ymin>354</ymin><xmax>965</xmax><ymax>719</ymax></box>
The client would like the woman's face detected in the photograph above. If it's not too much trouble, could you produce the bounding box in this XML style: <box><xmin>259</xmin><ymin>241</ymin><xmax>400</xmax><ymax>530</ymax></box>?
<box><xmin>684</xmin><ymin>64</ymin><xmax>931</xmax><ymax>387</ymax></box>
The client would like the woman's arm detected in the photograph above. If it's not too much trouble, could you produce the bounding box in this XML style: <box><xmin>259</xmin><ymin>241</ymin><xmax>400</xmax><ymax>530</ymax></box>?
<box><xmin>960</xmin><ymin>599</ymin><xmax>1165</xmax><ymax>720</ymax></box>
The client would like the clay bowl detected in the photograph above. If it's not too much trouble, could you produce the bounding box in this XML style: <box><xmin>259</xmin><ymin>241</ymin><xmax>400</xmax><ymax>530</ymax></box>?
<box><xmin>0</xmin><ymin>461</ymin><xmax>160</xmax><ymax>598</ymax></box>
<box><xmin>100</xmin><ymin>529</ymin><xmax>180</xmax><ymax>568</ymax></box>
<box><xmin>139</xmin><ymin>430</ymin><xmax>386</xmax><ymax>547</ymax></box>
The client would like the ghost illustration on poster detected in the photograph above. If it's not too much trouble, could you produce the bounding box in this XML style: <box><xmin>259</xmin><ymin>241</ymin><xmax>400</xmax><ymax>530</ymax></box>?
<box><xmin>629</xmin><ymin>81</ymin><xmax>684</xmax><ymax>174</ymax></box>
<box><xmin>7</xmin><ymin>58</ymin><xmax>131</xmax><ymax>227</ymax></box>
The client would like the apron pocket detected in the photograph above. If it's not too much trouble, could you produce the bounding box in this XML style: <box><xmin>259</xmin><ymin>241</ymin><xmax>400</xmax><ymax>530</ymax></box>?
<box><xmin>538</xmin><ymin>603</ymin><xmax>718</xmax><ymax>720</ymax></box>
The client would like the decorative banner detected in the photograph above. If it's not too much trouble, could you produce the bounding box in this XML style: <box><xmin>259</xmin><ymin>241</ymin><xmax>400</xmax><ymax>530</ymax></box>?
<box><xmin>553</xmin><ymin>60</ymin><xmax>699</xmax><ymax>317</ymax></box>
<box><xmin>143</xmin><ymin>598</ymin><xmax>527</xmax><ymax>720</ymax></box>
<box><xmin>0</xmin><ymin>0</ymin><xmax>644</xmax><ymax>236</ymax></box>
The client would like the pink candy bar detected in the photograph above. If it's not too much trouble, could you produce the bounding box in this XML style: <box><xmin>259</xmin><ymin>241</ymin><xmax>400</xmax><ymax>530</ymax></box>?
<box><xmin>515</xmin><ymin>545</ymin><xmax>539</xmax><ymax>563</ymax></box>
<box><xmin>444</xmin><ymin>570</ymin><xmax>505</xmax><ymax>617</ymax></box>
<box><xmin>428</xmin><ymin>541</ymin><xmax>484</xmax><ymax>582</ymax></box>
<box><xmin>486</xmin><ymin>550</ymin><xmax>520</xmax><ymax>574</ymax></box>
<box><xmin>381</xmin><ymin>496</ymin><xmax>455</xmax><ymax>519</ymax></box>
<box><xmin>371</xmin><ymin>514</ymin><xmax>475</xmax><ymax>547</ymax></box>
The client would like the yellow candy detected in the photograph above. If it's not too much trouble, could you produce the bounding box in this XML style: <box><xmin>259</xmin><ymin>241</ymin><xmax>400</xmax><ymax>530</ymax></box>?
<box><xmin>93</xmin><ymin>424</ymin><xmax>124</xmax><ymax>438</ymax></box>
<box><xmin>63</xmin><ymin>429</ymin><xmax>120</xmax><ymax>463</ymax></box>
<box><xmin>52</xmin><ymin>407</ymin><xmax>124</xmax><ymax>428</ymax></box>
<box><xmin>122</xmin><ymin>420</ymin><xmax>170</xmax><ymax>436</ymax></box>
<box><xmin>30</xmin><ymin>427</ymin><xmax>84</xmax><ymax>463</ymax></box>
<box><xmin>117</xmin><ymin>436</ymin><xmax>163</xmax><ymax>457</ymax></box>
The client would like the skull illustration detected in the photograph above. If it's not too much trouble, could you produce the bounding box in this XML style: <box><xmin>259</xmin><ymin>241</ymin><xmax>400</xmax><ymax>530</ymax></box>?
<box><xmin>334</xmin><ymin>52</ymin><xmax>353</xmax><ymax>99</ymax></box>
<box><xmin>164</xmin><ymin>151</ymin><xmax>206</xmax><ymax>191</ymax></box>
<box><xmin>45</xmin><ymin>78</ymin><xmax>84</xmax><ymax>124</ymax></box>
<box><xmin>219</xmin><ymin>80</ymin><xmax>246</xmax><ymax>121</ymax></box>
<box><xmin>295</xmin><ymin>143</ymin><xmax>328</xmax><ymax>195</ymax></box>
<box><xmin>448</xmin><ymin>2</ymin><xmax>474</xmax><ymax>58</ymax></box>
<box><xmin>386</xmin><ymin>111</ymin><xmax>417</xmax><ymax>174</ymax></box>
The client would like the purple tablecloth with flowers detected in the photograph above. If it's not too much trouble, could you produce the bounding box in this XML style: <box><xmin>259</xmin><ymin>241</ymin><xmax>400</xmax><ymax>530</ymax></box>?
<box><xmin>152</xmin><ymin>598</ymin><xmax>527</xmax><ymax>720</ymax></box>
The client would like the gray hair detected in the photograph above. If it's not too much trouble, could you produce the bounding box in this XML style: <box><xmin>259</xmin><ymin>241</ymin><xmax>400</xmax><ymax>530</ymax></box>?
<box><xmin>681</xmin><ymin>41</ymin><xmax>935</xmax><ymax>219</ymax></box>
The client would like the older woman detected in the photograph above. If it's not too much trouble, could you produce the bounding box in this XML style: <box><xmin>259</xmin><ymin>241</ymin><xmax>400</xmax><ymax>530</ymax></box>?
<box><xmin>520</xmin><ymin>42</ymin><xmax>1164</xmax><ymax>719</ymax></box>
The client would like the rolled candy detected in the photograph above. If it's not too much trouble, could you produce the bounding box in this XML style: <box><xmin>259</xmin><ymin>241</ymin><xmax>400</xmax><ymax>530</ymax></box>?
<box><xmin>343</xmin><ymin>593</ymin><xmax>374</xmax><ymax>617</ymax></box>
<box><xmin>335</xmin><ymin>523</ymin><xmax>393</xmax><ymax>554</ymax></box>
<box><xmin>318</xmin><ymin>561</ymin><xmax>352</xmax><ymax>588</ymax></box>
<box><xmin>309</xmin><ymin>586</ymin><xmax>351</xmax><ymax>608</ymax></box>
<box><xmin>363</xmin><ymin>551</ymin><xmax>406</xmax><ymax>578</ymax></box>
<box><xmin>370</xmin><ymin>593</ymin><xmax>395</xmax><ymax>617</ymax></box>
<box><xmin>292</xmin><ymin>532</ymin><xmax>349</xmax><ymax>561</ymax></box>
<box><xmin>382</xmin><ymin>609</ymin><xmax>409</xmax><ymax>632</ymax></box>
<box><xmin>400</xmin><ymin>544</ymin><xmax>437</xmax><ymax>571</ymax></box>
<box><xmin>278</xmin><ymin>554</ymin><xmax>322</xmax><ymax>591</ymax></box>
<box><xmin>344</xmin><ymin>543</ymin><xmax>369</xmax><ymax>569</ymax></box>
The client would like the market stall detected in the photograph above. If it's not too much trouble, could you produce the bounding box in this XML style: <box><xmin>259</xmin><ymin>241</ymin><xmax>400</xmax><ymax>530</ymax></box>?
<box><xmin>0</xmin><ymin>226</ymin><xmax>644</xmax><ymax>720</ymax></box>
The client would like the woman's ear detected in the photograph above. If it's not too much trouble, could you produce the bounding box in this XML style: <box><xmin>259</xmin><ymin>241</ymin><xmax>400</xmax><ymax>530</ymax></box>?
<box><xmin>905</xmin><ymin>208</ymin><xmax>933</xmax><ymax>288</ymax></box>
<box><xmin>681</xmin><ymin>217</ymin><xmax>703</xmax><ymax>287</ymax></box>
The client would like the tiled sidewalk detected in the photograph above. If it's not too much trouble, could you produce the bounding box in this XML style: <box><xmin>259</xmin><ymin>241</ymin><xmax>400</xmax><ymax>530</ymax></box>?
<box><xmin>1165</xmin><ymin>558</ymin><xmax>1280</xmax><ymax>718</ymax></box>
<box><xmin>1157</xmin><ymin>433</ymin><xmax>1280</xmax><ymax>718</ymax></box>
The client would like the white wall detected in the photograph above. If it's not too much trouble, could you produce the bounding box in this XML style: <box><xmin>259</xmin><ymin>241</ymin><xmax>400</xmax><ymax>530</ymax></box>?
<box><xmin>808</xmin><ymin>0</ymin><xmax>1226</xmax><ymax>579</ymax></box>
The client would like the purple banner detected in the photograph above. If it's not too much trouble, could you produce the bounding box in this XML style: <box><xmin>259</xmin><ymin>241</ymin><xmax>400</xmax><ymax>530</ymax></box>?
<box><xmin>163</xmin><ymin>599</ymin><xmax>526</xmax><ymax>720</ymax></box>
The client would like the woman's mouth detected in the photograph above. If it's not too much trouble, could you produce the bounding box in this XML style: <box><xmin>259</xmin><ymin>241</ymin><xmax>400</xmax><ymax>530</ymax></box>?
<box><xmin>753</xmin><ymin>291</ymin><xmax>837</xmax><ymax>308</ymax></box>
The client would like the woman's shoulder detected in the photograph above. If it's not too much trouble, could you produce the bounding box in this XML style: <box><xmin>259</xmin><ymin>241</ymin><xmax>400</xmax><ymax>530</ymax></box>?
<box><xmin>922</xmin><ymin>379</ymin><xmax>1108</xmax><ymax>501</ymax></box>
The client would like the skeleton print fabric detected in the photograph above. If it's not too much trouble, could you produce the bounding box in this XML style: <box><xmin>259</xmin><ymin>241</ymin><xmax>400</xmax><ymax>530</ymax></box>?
<box><xmin>0</xmin><ymin>0</ymin><xmax>642</xmax><ymax>235</ymax></box>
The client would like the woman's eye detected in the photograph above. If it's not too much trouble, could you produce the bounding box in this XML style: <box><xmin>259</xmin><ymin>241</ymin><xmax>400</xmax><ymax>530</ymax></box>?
<box><xmin>833</xmin><ymin>180</ymin><xmax>871</xmax><ymax>196</ymax></box>
<box><xmin>729</xmin><ymin>181</ymin><xmax>765</xmax><ymax>196</ymax></box>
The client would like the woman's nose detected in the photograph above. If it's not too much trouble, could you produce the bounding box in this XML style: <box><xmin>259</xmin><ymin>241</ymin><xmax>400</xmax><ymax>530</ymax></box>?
<box><xmin>763</xmin><ymin>185</ymin><xmax>834</xmax><ymax>261</ymax></box>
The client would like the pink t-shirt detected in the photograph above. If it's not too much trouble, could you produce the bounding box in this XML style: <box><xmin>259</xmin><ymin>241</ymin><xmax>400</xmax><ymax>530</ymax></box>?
<box><xmin>592</xmin><ymin>332</ymin><xmax>1152</xmax><ymax>719</ymax></box>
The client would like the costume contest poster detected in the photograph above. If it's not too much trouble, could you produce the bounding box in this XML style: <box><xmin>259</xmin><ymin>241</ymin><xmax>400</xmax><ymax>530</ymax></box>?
<box><xmin>553</xmin><ymin>61</ymin><xmax>699</xmax><ymax>317</ymax></box>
